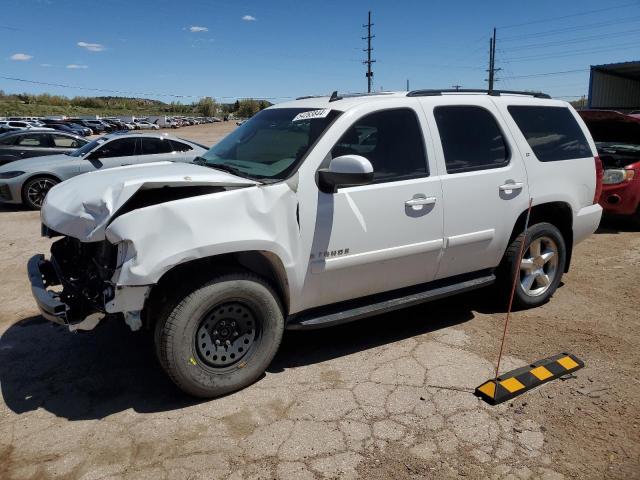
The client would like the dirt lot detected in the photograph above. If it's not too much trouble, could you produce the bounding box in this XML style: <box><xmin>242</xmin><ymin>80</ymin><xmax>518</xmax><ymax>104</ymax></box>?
<box><xmin>0</xmin><ymin>123</ymin><xmax>639</xmax><ymax>479</ymax></box>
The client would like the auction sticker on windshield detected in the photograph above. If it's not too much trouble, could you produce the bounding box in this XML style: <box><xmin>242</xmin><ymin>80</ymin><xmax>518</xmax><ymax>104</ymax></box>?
<box><xmin>292</xmin><ymin>109</ymin><xmax>331</xmax><ymax>122</ymax></box>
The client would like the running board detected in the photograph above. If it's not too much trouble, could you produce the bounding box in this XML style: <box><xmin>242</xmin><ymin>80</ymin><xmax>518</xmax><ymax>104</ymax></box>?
<box><xmin>287</xmin><ymin>273</ymin><xmax>496</xmax><ymax>330</ymax></box>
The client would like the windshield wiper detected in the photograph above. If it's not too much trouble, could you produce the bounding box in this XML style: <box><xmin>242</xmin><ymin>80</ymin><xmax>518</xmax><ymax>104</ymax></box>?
<box><xmin>193</xmin><ymin>157</ymin><xmax>246</xmax><ymax>177</ymax></box>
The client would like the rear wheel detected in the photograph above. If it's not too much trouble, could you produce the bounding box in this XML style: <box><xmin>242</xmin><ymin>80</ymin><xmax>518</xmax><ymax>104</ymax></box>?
<box><xmin>155</xmin><ymin>272</ymin><xmax>284</xmax><ymax>398</ymax></box>
<box><xmin>22</xmin><ymin>176</ymin><xmax>58</xmax><ymax>210</ymax></box>
<box><xmin>498</xmin><ymin>222</ymin><xmax>566</xmax><ymax>308</ymax></box>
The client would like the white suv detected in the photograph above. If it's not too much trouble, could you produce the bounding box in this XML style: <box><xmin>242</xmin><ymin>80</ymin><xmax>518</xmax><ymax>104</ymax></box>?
<box><xmin>28</xmin><ymin>89</ymin><xmax>603</xmax><ymax>397</ymax></box>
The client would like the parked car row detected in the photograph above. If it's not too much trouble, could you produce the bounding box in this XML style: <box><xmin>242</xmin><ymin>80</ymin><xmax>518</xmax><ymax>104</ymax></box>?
<box><xmin>0</xmin><ymin>131</ymin><xmax>208</xmax><ymax>209</ymax></box>
<box><xmin>0</xmin><ymin>115</ymin><xmax>225</xmax><ymax>136</ymax></box>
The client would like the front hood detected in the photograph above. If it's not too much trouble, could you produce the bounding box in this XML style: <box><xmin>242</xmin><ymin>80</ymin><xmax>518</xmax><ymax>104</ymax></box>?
<box><xmin>0</xmin><ymin>153</ymin><xmax>70</xmax><ymax>171</ymax></box>
<box><xmin>41</xmin><ymin>162</ymin><xmax>258</xmax><ymax>242</ymax></box>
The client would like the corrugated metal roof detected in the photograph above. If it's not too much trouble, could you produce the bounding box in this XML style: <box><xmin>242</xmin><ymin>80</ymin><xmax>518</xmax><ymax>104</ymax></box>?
<box><xmin>591</xmin><ymin>61</ymin><xmax>640</xmax><ymax>80</ymax></box>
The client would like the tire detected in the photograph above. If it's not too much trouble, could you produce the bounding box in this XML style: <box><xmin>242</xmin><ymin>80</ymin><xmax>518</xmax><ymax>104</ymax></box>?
<box><xmin>497</xmin><ymin>222</ymin><xmax>566</xmax><ymax>309</ymax></box>
<box><xmin>155</xmin><ymin>272</ymin><xmax>284</xmax><ymax>398</ymax></box>
<box><xmin>22</xmin><ymin>176</ymin><xmax>59</xmax><ymax>210</ymax></box>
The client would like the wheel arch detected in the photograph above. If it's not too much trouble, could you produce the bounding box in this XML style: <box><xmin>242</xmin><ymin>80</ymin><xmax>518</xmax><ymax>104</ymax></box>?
<box><xmin>144</xmin><ymin>250</ymin><xmax>291</xmax><ymax>328</ymax></box>
<box><xmin>508</xmin><ymin>201</ymin><xmax>574</xmax><ymax>272</ymax></box>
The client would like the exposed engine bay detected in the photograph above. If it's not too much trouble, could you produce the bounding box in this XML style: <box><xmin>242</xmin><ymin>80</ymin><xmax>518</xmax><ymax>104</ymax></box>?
<box><xmin>48</xmin><ymin>236</ymin><xmax>118</xmax><ymax>324</ymax></box>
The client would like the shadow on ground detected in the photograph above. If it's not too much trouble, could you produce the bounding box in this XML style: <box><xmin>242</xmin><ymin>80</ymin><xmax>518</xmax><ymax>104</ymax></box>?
<box><xmin>595</xmin><ymin>216</ymin><xmax>639</xmax><ymax>234</ymax></box>
<box><xmin>0</xmin><ymin>203</ymin><xmax>28</xmax><ymax>213</ymax></box>
<box><xmin>0</xmin><ymin>291</ymin><xmax>498</xmax><ymax>421</ymax></box>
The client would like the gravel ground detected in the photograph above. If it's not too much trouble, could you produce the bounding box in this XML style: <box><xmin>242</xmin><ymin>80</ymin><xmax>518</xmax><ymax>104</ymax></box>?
<box><xmin>0</xmin><ymin>123</ymin><xmax>638</xmax><ymax>479</ymax></box>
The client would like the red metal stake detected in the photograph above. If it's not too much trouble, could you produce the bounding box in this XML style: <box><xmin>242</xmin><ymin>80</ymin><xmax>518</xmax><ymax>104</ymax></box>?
<box><xmin>494</xmin><ymin>198</ymin><xmax>533</xmax><ymax>381</ymax></box>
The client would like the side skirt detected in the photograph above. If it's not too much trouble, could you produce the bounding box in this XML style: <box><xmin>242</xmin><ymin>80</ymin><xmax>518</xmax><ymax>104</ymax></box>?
<box><xmin>286</xmin><ymin>270</ymin><xmax>496</xmax><ymax>330</ymax></box>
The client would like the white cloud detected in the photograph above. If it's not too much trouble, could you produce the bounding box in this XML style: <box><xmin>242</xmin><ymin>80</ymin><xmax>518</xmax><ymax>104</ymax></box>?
<box><xmin>66</xmin><ymin>64</ymin><xmax>88</xmax><ymax>69</ymax></box>
<box><xmin>189</xmin><ymin>26</ymin><xmax>208</xmax><ymax>32</ymax></box>
<box><xmin>77</xmin><ymin>41</ymin><xmax>106</xmax><ymax>52</ymax></box>
<box><xmin>40</xmin><ymin>63</ymin><xmax>53</xmax><ymax>67</ymax></box>
<box><xmin>10</xmin><ymin>53</ymin><xmax>33</xmax><ymax>61</ymax></box>
<box><xmin>242</xmin><ymin>15</ymin><xmax>256</xmax><ymax>21</ymax></box>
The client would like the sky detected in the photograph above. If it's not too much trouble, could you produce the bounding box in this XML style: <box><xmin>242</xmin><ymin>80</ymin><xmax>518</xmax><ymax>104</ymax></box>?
<box><xmin>1</xmin><ymin>0</ymin><xmax>639</xmax><ymax>103</ymax></box>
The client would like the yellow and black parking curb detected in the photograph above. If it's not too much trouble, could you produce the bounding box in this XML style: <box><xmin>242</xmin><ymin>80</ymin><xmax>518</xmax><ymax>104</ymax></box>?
<box><xmin>475</xmin><ymin>353</ymin><xmax>584</xmax><ymax>405</ymax></box>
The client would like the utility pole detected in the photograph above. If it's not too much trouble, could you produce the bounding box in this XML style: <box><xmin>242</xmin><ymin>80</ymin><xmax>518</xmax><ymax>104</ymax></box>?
<box><xmin>406</xmin><ymin>79</ymin><xmax>410</xmax><ymax>91</ymax></box>
<box><xmin>452</xmin><ymin>84</ymin><xmax>462</xmax><ymax>91</ymax></box>
<box><xmin>487</xmin><ymin>27</ymin><xmax>501</xmax><ymax>93</ymax></box>
<box><xmin>362</xmin><ymin>11</ymin><xmax>376</xmax><ymax>93</ymax></box>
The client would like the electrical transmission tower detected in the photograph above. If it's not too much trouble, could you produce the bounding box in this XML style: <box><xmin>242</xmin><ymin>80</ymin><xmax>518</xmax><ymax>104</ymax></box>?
<box><xmin>487</xmin><ymin>27</ymin><xmax>502</xmax><ymax>92</ymax></box>
<box><xmin>362</xmin><ymin>11</ymin><xmax>376</xmax><ymax>93</ymax></box>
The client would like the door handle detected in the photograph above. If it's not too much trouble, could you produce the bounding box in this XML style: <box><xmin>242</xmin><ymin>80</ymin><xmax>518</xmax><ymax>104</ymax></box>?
<box><xmin>405</xmin><ymin>196</ymin><xmax>437</xmax><ymax>207</ymax></box>
<box><xmin>499</xmin><ymin>182</ymin><xmax>524</xmax><ymax>192</ymax></box>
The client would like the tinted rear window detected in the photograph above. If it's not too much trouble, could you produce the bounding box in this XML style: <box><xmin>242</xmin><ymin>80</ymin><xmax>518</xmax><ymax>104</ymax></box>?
<box><xmin>508</xmin><ymin>106</ymin><xmax>591</xmax><ymax>162</ymax></box>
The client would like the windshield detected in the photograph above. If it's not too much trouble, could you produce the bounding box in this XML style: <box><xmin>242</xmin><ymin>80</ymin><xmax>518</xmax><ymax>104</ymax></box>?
<box><xmin>199</xmin><ymin>107</ymin><xmax>340</xmax><ymax>180</ymax></box>
<box><xmin>69</xmin><ymin>138</ymin><xmax>104</xmax><ymax>157</ymax></box>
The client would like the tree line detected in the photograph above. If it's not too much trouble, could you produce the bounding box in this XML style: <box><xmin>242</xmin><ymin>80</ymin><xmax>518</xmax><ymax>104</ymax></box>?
<box><xmin>0</xmin><ymin>90</ymin><xmax>271</xmax><ymax>118</ymax></box>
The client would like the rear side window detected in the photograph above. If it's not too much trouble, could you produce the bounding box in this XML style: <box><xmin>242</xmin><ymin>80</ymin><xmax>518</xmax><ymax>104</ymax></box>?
<box><xmin>508</xmin><ymin>106</ymin><xmax>591</xmax><ymax>162</ymax></box>
<box><xmin>16</xmin><ymin>134</ymin><xmax>50</xmax><ymax>147</ymax></box>
<box><xmin>331</xmin><ymin>108</ymin><xmax>428</xmax><ymax>183</ymax></box>
<box><xmin>141</xmin><ymin>137</ymin><xmax>173</xmax><ymax>154</ymax></box>
<box><xmin>434</xmin><ymin>106</ymin><xmax>508</xmax><ymax>173</ymax></box>
<box><xmin>169</xmin><ymin>140</ymin><xmax>193</xmax><ymax>152</ymax></box>
<box><xmin>52</xmin><ymin>134</ymin><xmax>84</xmax><ymax>148</ymax></box>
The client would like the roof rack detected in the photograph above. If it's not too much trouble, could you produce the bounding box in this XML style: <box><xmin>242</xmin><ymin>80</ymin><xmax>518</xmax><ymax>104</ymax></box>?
<box><xmin>406</xmin><ymin>89</ymin><xmax>551</xmax><ymax>99</ymax></box>
<box><xmin>295</xmin><ymin>91</ymin><xmax>396</xmax><ymax>101</ymax></box>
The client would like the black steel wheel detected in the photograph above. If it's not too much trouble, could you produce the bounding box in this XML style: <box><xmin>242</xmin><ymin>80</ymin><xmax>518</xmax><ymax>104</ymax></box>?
<box><xmin>155</xmin><ymin>272</ymin><xmax>284</xmax><ymax>398</ymax></box>
<box><xmin>195</xmin><ymin>302</ymin><xmax>259</xmax><ymax>368</ymax></box>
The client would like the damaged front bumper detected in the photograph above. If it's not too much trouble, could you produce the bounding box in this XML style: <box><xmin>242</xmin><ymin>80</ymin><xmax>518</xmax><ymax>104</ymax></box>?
<box><xmin>28</xmin><ymin>254</ymin><xmax>67</xmax><ymax>325</ymax></box>
<box><xmin>27</xmin><ymin>254</ymin><xmax>103</xmax><ymax>331</ymax></box>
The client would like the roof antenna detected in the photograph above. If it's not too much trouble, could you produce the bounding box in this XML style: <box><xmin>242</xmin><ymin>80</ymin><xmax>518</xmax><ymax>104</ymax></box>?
<box><xmin>329</xmin><ymin>90</ymin><xmax>342</xmax><ymax>102</ymax></box>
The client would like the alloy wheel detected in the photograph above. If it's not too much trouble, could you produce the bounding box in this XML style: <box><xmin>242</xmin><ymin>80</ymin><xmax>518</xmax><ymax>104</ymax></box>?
<box><xmin>519</xmin><ymin>236</ymin><xmax>558</xmax><ymax>297</ymax></box>
<box><xmin>26</xmin><ymin>178</ymin><xmax>57</xmax><ymax>208</ymax></box>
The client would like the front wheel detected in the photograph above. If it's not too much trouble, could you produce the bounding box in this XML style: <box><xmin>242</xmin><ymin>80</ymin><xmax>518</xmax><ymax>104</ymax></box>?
<box><xmin>498</xmin><ymin>222</ymin><xmax>566</xmax><ymax>308</ymax></box>
<box><xmin>155</xmin><ymin>272</ymin><xmax>284</xmax><ymax>398</ymax></box>
<box><xmin>22</xmin><ymin>176</ymin><xmax>58</xmax><ymax>210</ymax></box>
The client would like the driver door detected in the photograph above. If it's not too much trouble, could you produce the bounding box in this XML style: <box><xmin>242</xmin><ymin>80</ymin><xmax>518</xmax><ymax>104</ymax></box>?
<box><xmin>299</xmin><ymin>106</ymin><xmax>445</xmax><ymax>309</ymax></box>
<box><xmin>79</xmin><ymin>137</ymin><xmax>140</xmax><ymax>174</ymax></box>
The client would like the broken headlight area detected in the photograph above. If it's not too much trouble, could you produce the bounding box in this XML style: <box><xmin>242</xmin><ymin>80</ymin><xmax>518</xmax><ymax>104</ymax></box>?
<box><xmin>49</xmin><ymin>236</ymin><xmax>118</xmax><ymax>321</ymax></box>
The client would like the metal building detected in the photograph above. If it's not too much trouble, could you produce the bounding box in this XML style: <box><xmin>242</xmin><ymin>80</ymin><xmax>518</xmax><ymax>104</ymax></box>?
<box><xmin>588</xmin><ymin>61</ymin><xmax>640</xmax><ymax>111</ymax></box>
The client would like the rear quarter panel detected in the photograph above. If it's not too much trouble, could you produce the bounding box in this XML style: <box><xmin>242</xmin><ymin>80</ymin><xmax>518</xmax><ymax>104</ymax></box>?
<box><xmin>493</xmin><ymin>99</ymin><xmax>598</xmax><ymax>215</ymax></box>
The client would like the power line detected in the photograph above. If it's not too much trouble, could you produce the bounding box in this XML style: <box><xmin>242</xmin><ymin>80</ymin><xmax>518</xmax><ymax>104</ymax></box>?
<box><xmin>501</xmin><ymin>15</ymin><xmax>640</xmax><ymax>41</ymax></box>
<box><xmin>498</xmin><ymin>1</ymin><xmax>639</xmax><ymax>29</ymax></box>
<box><xmin>362</xmin><ymin>10</ymin><xmax>376</xmax><ymax>93</ymax></box>
<box><xmin>0</xmin><ymin>75</ymin><xmax>296</xmax><ymax>100</ymax></box>
<box><xmin>503</xmin><ymin>40</ymin><xmax>640</xmax><ymax>62</ymax></box>
<box><xmin>505</xmin><ymin>28</ymin><xmax>640</xmax><ymax>51</ymax></box>
<box><xmin>501</xmin><ymin>69</ymin><xmax>589</xmax><ymax>80</ymax></box>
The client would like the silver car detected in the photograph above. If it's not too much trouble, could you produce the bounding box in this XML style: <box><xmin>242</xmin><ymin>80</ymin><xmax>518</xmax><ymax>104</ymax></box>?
<box><xmin>0</xmin><ymin>132</ymin><xmax>208</xmax><ymax>209</ymax></box>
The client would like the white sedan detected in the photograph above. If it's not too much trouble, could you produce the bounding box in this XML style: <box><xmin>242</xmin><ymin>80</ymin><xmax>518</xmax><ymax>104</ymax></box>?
<box><xmin>134</xmin><ymin>121</ymin><xmax>160</xmax><ymax>130</ymax></box>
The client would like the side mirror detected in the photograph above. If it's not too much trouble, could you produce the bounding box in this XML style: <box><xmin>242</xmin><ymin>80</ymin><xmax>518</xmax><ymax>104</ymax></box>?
<box><xmin>86</xmin><ymin>151</ymin><xmax>103</xmax><ymax>160</ymax></box>
<box><xmin>317</xmin><ymin>155</ymin><xmax>374</xmax><ymax>193</ymax></box>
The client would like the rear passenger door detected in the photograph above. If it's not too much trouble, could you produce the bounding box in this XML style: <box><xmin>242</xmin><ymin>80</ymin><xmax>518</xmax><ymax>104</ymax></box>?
<box><xmin>421</xmin><ymin>97</ymin><xmax>530</xmax><ymax>279</ymax></box>
<box><xmin>139</xmin><ymin>137</ymin><xmax>180</xmax><ymax>164</ymax></box>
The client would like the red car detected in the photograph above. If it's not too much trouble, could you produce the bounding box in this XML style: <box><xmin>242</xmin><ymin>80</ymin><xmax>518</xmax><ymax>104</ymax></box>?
<box><xmin>579</xmin><ymin>110</ymin><xmax>640</xmax><ymax>226</ymax></box>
